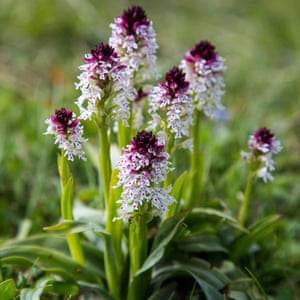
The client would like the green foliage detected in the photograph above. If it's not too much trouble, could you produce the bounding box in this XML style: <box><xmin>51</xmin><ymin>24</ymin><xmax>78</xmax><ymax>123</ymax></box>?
<box><xmin>0</xmin><ymin>279</ymin><xmax>16</xmax><ymax>300</ymax></box>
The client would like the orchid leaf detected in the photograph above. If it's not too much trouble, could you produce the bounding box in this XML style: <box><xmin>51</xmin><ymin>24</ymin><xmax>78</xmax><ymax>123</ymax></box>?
<box><xmin>167</xmin><ymin>171</ymin><xmax>188</xmax><ymax>216</ymax></box>
<box><xmin>20</xmin><ymin>277</ymin><xmax>79</xmax><ymax>300</ymax></box>
<box><xmin>153</xmin><ymin>257</ymin><xmax>229</xmax><ymax>300</ymax></box>
<box><xmin>175</xmin><ymin>233</ymin><xmax>228</xmax><ymax>253</ymax></box>
<box><xmin>0</xmin><ymin>279</ymin><xmax>16</xmax><ymax>300</ymax></box>
<box><xmin>0</xmin><ymin>244</ymin><xmax>104</xmax><ymax>282</ymax></box>
<box><xmin>231</xmin><ymin>214</ymin><xmax>280</xmax><ymax>261</ymax></box>
<box><xmin>43</xmin><ymin>220</ymin><xmax>107</xmax><ymax>235</ymax></box>
<box><xmin>186</xmin><ymin>207</ymin><xmax>248</xmax><ymax>233</ymax></box>
<box><xmin>136</xmin><ymin>214</ymin><xmax>186</xmax><ymax>276</ymax></box>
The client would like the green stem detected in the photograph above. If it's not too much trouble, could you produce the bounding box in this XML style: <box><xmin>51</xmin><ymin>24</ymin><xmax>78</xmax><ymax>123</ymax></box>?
<box><xmin>66</xmin><ymin>234</ymin><xmax>85</xmax><ymax>266</ymax></box>
<box><xmin>104</xmin><ymin>169</ymin><xmax>123</xmax><ymax>299</ymax></box>
<box><xmin>164</xmin><ymin>134</ymin><xmax>174</xmax><ymax>188</ymax></box>
<box><xmin>58</xmin><ymin>154</ymin><xmax>85</xmax><ymax>266</ymax></box>
<box><xmin>104</xmin><ymin>235</ymin><xmax>121</xmax><ymax>298</ymax></box>
<box><xmin>97</xmin><ymin>122</ymin><xmax>112</xmax><ymax>209</ymax></box>
<box><xmin>238</xmin><ymin>172</ymin><xmax>255</xmax><ymax>226</ymax></box>
<box><xmin>127</xmin><ymin>212</ymin><xmax>148</xmax><ymax>300</ymax></box>
<box><xmin>186</xmin><ymin>110</ymin><xmax>202</xmax><ymax>208</ymax></box>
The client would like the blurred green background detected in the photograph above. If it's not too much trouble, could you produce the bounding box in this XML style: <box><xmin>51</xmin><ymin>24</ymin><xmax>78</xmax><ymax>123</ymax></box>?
<box><xmin>0</xmin><ymin>0</ymin><xmax>299</xmax><ymax>296</ymax></box>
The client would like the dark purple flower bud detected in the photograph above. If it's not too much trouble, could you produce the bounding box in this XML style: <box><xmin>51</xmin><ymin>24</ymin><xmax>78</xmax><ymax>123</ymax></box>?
<box><xmin>248</xmin><ymin>127</ymin><xmax>281</xmax><ymax>154</ymax></box>
<box><xmin>253</xmin><ymin>127</ymin><xmax>274</xmax><ymax>150</ymax></box>
<box><xmin>120</xmin><ymin>6</ymin><xmax>150</xmax><ymax>35</ymax></box>
<box><xmin>164</xmin><ymin>66</ymin><xmax>189</xmax><ymax>97</ymax></box>
<box><xmin>130</xmin><ymin>130</ymin><xmax>164</xmax><ymax>162</ymax></box>
<box><xmin>51</xmin><ymin>108</ymin><xmax>79</xmax><ymax>135</ymax></box>
<box><xmin>84</xmin><ymin>43</ymin><xmax>119</xmax><ymax>65</ymax></box>
<box><xmin>188</xmin><ymin>40</ymin><xmax>217</xmax><ymax>64</ymax></box>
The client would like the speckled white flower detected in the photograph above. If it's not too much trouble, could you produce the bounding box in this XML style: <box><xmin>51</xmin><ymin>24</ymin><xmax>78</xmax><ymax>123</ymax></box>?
<box><xmin>241</xmin><ymin>127</ymin><xmax>282</xmax><ymax>182</ymax></box>
<box><xmin>148</xmin><ymin>66</ymin><xmax>193</xmax><ymax>146</ymax></box>
<box><xmin>75</xmin><ymin>43</ymin><xmax>136</xmax><ymax>123</ymax></box>
<box><xmin>181</xmin><ymin>40</ymin><xmax>226</xmax><ymax>119</ymax></box>
<box><xmin>109</xmin><ymin>5</ymin><xmax>159</xmax><ymax>82</ymax></box>
<box><xmin>115</xmin><ymin>131</ymin><xmax>175</xmax><ymax>220</ymax></box>
<box><xmin>44</xmin><ymin>108</ymin><xmax>87</xmax><ymax>161</ymax></box>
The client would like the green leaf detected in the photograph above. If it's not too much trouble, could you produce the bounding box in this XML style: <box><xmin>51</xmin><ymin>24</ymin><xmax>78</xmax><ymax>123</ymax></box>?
<box><xmin>176</xmin><ymin>233</ymin><xmax>228</xmax><ymax>253</ymax></box>
<box><xmin>0</xmin><ymin>244</ymin><xmax>103</xmax><ymax>282</ymax></box>
<box><xmin>0</xmin><ymin>234</ymin><xmax>106</xmax><ymax>282</ymax></box>
<box><xmin>78</xmin><ymin>282</ymin><xmax>117</xmax><ymax>300</ymax></box>
<box><xmin>186</xmin><ymin>208</ymin><xmax>248</xmax><ymax>233</ymax></box>
<box><xmin>148</xmin><ymin>282</ymin><xmax>177</xmax><ymax>300</ymax></box>
<box><xmin>45</xmin><ymin>281</ymin><xmax>79</xmax><ymax>296</ymax></box>
<box><xmin>231</xmin><ymin>214</ymin><xmax>280</xmax><ymax>261</ymax></box>
<box><xmin>0</xmin><ymin>279</ymin><xmax>16</xmax><ymax>300</ymax></box>
<box><xmin>191</xmin><ymin>273</ymin><xmax>225</xmax><ymax>300</ymax></box>
<box><xmin>167</xmin><ymin>171</ymin><xmax>188</xmax><ymax>216</ymax></box>
<box><xmin>44</xmin><ymin>220</ymin><xmax>107</xmax><ymax>235</ymax></box>
<box><xmin>152</xmin><ymin>213</ymin><xmax>187</xmax><ymax>250</ymax></box>
<box><xmin>171</xmin><ymin>171</ymin><xmax>188</xmax><ymax>199</ymax></box>
<box><xmin>136</xmin><ymin>214</ymin><xmax>186</xmax><ymax>276</ymax></box>
<box><xmin>20</xmin><ymin>277</ymin><xmax>79</xmax><ymax>299</ymax></box>
<box><xmin>244</xmin><ymin>266</ymin><xmax>268</xmax><ymax>300</ymax></box>
<box><xmin>153</xmin><ymin>257</ymin><xmax>229</xmax><ymax>300</ymax></box>
<box><xmin>103</xmin><ymin>233</ymin><xmax>120</xmax><ymax>298</ymax></box>
<box><xmin>20</xmin><ymin>278</ymin><xmax>51</xmax><ymax>300</ymax></box>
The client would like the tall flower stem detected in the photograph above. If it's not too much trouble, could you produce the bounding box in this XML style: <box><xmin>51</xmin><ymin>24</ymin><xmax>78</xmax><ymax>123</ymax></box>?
<box><xmin>96</xmin><ymin>117</ymin><xmax>112</xmax><ymax>209</ymax></box>
<box><xmin>186</xmin><ymin>109</ymin><xmax>203</xmax><ymax>208</ymax></box>
<box><xmin>58</xmin><ymin>154</ymin><xmax>85</xmax><ymax>266</ymax></box>
<box><xmin>164</xmin><ymin>132</ymin><xmax>174</xmax><ymax>188</ymax></box>
<box><xmin>238</xmin><ymin>172</ymin><xmax>255</xmax><ymax>226</ymax></box>
<box><xmin>104</xmin><ymin>170</ymin><xmax>123</xmax><ymax>299</ymax></box>
<box><xmin>127</xmin><ymin>211</ymin><xmax>148</xmax><ymax>300</ymax></box>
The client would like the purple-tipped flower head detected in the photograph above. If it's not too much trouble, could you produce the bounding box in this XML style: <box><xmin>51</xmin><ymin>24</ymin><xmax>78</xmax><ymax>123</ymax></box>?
<box><xmin>84</xmin><ymin>43</ymin><xmax>119</xmax><ymax>68</ymax></box>
<box><xmin>248</xmin><ymin>127</ymin><xmax>281</xmax><ymax>154</ymax></box>
<box><xmin>75</xmin><ymin>42</ymin><xmax>136</xmax><ymax>122</ymax></box>
<box><xmin>148</xmin><ymin>67</ymin><xmax>193</xmax><ymax>146</ymax></box>
<box><xmin>188</xmin><ymin>40</ymin><xmax>217</xmax><ymax>64</ymax></box>
<box><xmin>181</xmin><ymin>40</ymin><xmax>226</xmax><ymax>119</ymax></box>
<box><xmin>115</xmin><ymin>131</ymin><xmax>175</xmax><ymax>220</ymax></box>
<box><xmin>119</xmin><ymin>6</ymin><xmax>150</xmax><ymax>36</ymax></box>
<box><xmin>109</xmin><ymin>5</ymin><xmax>158</xmax><ymax>81</ymax></box>
<box><xmin>242</xmin><ymin>127</ymin><xmax>282</xmax><ymax>182</ymax></box>
<box><xmin>45</xmin><ymin>108</ymin><xmax>87</xmax><ymax>161</ymax></box>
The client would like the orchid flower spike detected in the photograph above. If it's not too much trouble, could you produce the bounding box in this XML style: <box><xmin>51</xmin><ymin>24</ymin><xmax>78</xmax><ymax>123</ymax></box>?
<box><xmin>181</xmin><ymin>40</ymin><xmax>226</xmax><ymax>119</ymax></box>
<box><xmin>45</xmin><ymin>108</ymin><xmax>87</xmax><ymax>161</ymax></box>
<box><xmin>115</xmin><ymin>130</ymin><xmax>175</xmax><ymax>220</ymax></box>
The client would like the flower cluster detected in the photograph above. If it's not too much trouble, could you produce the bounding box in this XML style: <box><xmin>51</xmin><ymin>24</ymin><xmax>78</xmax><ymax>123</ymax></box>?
<box><xmin>181</xmin><ymin>40</ymin><xmax>226</xmax><ymax>119</ymax></box>
<box><xmin>44</xmin><ymin>108</ymin><xmax>87</xmax><ymax>161</ymax></box>
<box><xmin>115</xmin><ymin>131</ymin><xmax>175</xmax><ymax>220</ymax></box>
<box><xmin>148</xmin><ymin>66</ymin><xmax>193</xmax><ymax>145</ymax></box>
<box><xmin>241</xmin><ymin>127</ymin><xmax>282</xmax><ymax>182</ymax></box>
<box><xmin>75</xmin><ymin>42</ymin><xmax>136</xmax><ymax>123</ymax></box>
<box><xmin>109</xmin><ymin>5</ymin><xmax>158</xmax><ymax>82</ymax></box>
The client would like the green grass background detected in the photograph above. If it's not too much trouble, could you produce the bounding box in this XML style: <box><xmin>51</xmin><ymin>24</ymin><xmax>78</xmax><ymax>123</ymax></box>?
<box><xmin>0</xmin><ymin>0</ymin><xmax>299</xmax><ymax>298</ymax></box>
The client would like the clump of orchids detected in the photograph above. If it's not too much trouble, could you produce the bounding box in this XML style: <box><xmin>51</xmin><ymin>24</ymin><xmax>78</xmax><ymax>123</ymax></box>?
<box><xmin>44</xmin><ymin>5</ymin><xmax>282</xmax><ymax>299</ymax></box>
